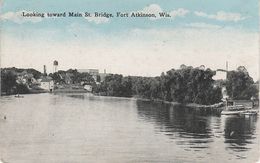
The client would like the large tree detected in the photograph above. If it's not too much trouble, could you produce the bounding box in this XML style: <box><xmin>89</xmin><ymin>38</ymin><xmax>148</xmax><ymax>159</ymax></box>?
<box><xmin>226</xmin><ymin>66</ymin><xmax>257</xmax><ymax>100</ymax></box>
<box><xmin>163</xmin><ymin>66</ymin><xmax>221</xmax><ymax>104</ymax></box>
<box><xmin>94</xmin><ymin>65</ymin><xmax>225</xmax><ymax>105</ymax></box>
<box><xmin>1</xmin><ymin>70</ymin><xmax>17</xmax><ymax>94</ymax></box>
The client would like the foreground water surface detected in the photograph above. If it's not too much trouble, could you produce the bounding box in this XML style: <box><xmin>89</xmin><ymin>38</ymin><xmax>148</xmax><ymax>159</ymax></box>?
<box><xmin>0</xmin><ymin>93</ymin><xmax>259</xmax><ymax>163</ymax></box>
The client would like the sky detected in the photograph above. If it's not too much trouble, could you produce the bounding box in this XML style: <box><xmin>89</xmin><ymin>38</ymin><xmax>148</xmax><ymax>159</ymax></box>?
<box><xmin>0</xmin><ymin>0</ymin><xmax>259</xmax><ymax>81</ymax></box>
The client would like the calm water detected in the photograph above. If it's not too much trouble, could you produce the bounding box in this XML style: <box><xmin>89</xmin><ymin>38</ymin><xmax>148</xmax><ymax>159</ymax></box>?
<box><xmin>0</xmin><ymin>93</ymin><xmax>259</xmax><ymax>163</ymax></box>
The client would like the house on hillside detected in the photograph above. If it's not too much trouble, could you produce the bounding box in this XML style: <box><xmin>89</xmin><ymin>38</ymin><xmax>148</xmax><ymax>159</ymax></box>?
<box><xmin>16</xmin><ymin>71</ymin><xmax>38</xmax><ymax>88</ymax></box>
<box><xmin>16</xmin><ymin>71</ymin><xmax>35</xmax><ymax>84</ymax></box>
<box><xmin>38</xmin><ymin>76</ymin><xmax>54</xmax><ymax>92</ymax></box>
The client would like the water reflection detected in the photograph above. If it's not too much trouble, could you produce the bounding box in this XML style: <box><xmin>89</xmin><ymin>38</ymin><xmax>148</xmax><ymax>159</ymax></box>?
<box><xmin>137</xmin><ymin>100</ymin><xmax>213</xmax><ymax>134</ymax></box>
<box><xmin>223</xmin><ymin>115</ymin><xmax>257</xmax><ymax>151</ymax></box>
<box><xmin>1</xmin><ymin>94</ymin><xmax>258</xmax><ymax>162</ymax></box>
<box><xmin>136</xmin><ymin>100</ymin><xmax>259</xmax><ymax>157</ymax></box>
<box><xmin>136</xmin><ymin>100</ymin><xmax>214</xmax><ymax>150</ymax></box>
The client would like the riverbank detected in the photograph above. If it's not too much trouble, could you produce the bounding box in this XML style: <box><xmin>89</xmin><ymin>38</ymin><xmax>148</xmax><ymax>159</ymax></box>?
<box><xmin>1</xmin><ymin>87</ymin><xmax>90</xmax><ymax>96</ymax></box>
<box><xmin>132</xmin><ymin>95</ymin><xmax>224</xmax><ymax>108</ymax></box>
<box><xmin>132</xmin><ymin>97</ymin><xmax>225</xmax><ymax>115</ymax></box>
<box><xmin>185</xmin><ymin>102</ymin><xmax>224</xmax><ymax>109</ymax></box>
<box><xmin>53</xmin><ymin>88</ymin><xmax>89</xmax><ymax>93</ymax></box>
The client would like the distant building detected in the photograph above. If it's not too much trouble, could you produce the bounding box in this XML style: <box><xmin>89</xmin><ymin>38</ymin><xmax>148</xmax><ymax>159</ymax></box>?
<box><xmin>78</xmin><ymin>69</ymin><xmax>99</xmax><ymax>75</ymax></box>
<box><xmin>213</xmin><ymin>70</ymin><xmax>227</xmax><ymax>80</ymax></box>
<box><xmin>53</xmin><ymin>60</ymin><xmax>58</xmax><ymax>73</ymax></box>
<box><xmin>221</xmin><ymin>87</ymin><xmax>228</xmax><ymax>100</ymax></box>
<box><xmin>213</xmin><ymin>69</ymin><xmax>229</xmax><ymax>101</ymax></box>
<box><xmin>83</xmin><ymin>84</ymin><xmax>92</xmax><ymax>92</ymax></box>
<box><xmin>78</xmin><ymin>69</ymin><xmax>99</xmax><ymax>82</ymax></box>
<box><xmin>198</xmin><ymin>65</ymin><xmax>205</xmax><ymax>70</ymax></box>
<box><xmin>38</xmin><ymin>76</ymin><xmax>54</xmax><ymax>92</ymax></box>
<box><xmin>16</xmin><ymin>71</ymin><xmax>37</xmax><ymax>86</ymax></box>
<box><xmin>214</xmin><ymin>62</ymin><xmax>228</xmax><ymax>80</ymax></box>
<box><xmin>227</xmin><ymin>100</ymin><xmax>255</xmax><ymax>108</ymax></box>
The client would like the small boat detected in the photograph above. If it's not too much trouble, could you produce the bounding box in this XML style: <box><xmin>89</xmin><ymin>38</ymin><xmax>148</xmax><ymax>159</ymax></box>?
<box><xmin>221</xmin><ymin>101</ymin><xmax>245</xmax><ymax>115</ymax></box>
<box><xmin>14</xmin><ymin>94</ymin><xmax>24</xmax><ymax>98</ymax></box>
<box><xmin>221</xmin><ymin>104</ymin><xmax>258</xmax><ymax>116</ymax></box>
<box><xmin>240</xmin><ymin>110</ymin><xmax>258</xmax><ymax>116</ymax></box>
<box><xmin>221</xmin><ymin>110</ymin><xmax>244</xmax><ymax>115</ymax></box>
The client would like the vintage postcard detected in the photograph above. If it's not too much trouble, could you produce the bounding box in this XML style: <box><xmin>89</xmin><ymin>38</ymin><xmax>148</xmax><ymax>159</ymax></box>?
<box><xmin>0</xmin><ymin>0</ymin><xmax>259</xmax><ymax>162</ymax></box>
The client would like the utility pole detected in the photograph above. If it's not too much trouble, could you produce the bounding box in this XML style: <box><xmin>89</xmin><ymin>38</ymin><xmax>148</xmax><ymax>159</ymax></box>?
<box><xmin>226</xmin><ymin>61</ymin><xmax>228</xmax><ymax>80</ymax></box>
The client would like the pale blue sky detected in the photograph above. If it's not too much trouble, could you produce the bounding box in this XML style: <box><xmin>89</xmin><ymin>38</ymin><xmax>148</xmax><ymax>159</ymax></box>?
<box><xmin>0</xmin><ymin>0</ymin><xmax>259</xmax><ymax>80</ymax></box>
<box><xmin>1</xmin><ymin>0</ymin><xmax>258</xmax><ymax>33</ymax></box>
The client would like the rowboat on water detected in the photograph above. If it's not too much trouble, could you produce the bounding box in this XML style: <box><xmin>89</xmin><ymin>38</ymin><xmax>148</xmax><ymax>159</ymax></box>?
<box><xmin>14</xmin><ymin>94</ymin><xmax>24</xmax><ymax>98</ymax></box>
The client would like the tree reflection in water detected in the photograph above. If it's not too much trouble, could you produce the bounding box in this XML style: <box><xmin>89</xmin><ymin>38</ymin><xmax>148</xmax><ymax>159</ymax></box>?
<box><xmin>136</xmin><ymin>100</ymin><xmax>258</xmax><ymax>154</ymax></box>
<box><xmin>223</xmin><ymin>115</ymin><xmax>257</xmax><ymax>152</ymax></box>
<box><xmin>136</xmin><ymin>100</ymin><xmax>214</xmax><ymax>149</ymax></box>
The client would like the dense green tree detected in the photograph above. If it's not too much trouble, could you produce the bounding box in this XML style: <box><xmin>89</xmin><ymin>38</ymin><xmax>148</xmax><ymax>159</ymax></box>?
<box><xmin>161</xmin><ymin>66</ymin><xmax>220</xmax><ymax>104</ymax></box>
<box><xmin>26</xmin><ymin>68</ymin><xmax>42</xmax><ymax>79</ymax></box>
<box><xmin>103</xmin><ymin>74</ymin><xmax>123</xmax><ymax>96</ymax></box>
<box><xmin>2</xmin><ymin>67</ymin><xmax>42</xmax><ymax>79</ymax></box>
<box><xmin>49</xmin><ymin>72</ymin><xmax>64</xmax><ymax>84</ymax></box>
<box><xmin>96</xmin><ymin>75</ymin><xmax>101</xmax><ymax>83</ymax></box>
<box><xmin>15</xmin><ymin>83</ymin><xmax>29</xmax><ymax>94</ymax></box>
<box><xmin>50</xmin><ymin>69</ymin><xmax>95</xmax><ymax>85</ymax></box>
<box><xmin>1</xmin><ymin>70</ymin><xmax>17</xmax><ymax>94</ymax></box>
<box><xmin>66</xmin><ymin>69</ymin><xmax>81</xmax><ymax>84</ymax></box>
<box><xmin>226</xmin><ymin>66</ymin><xmax>256</xmax><ymax>100</ymax></box>
<box><xmin>96</xmin><ymin>65</ymin><xmax>223</xmax><ymax>105</ymax></box>
<box><xmin>80</xmin><ymin>72</ymin><xmax>95</xmax><ymax>84</ymax></box>
<box><xmin>1</xmin><ymin>68</ymin><xmax>42</xmax><ymax>95</ymax></box>
<box><xmin>120</xmin><ymin>76</ymin><xmax>132</xmax><ymax>97</ymax></box>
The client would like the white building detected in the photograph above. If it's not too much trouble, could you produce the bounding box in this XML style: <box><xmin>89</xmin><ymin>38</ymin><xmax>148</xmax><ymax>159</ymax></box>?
<box><xmin>83</xmin><ymin>85</ymin><xmax>92</xmax><ymax>92</ymax></box>
<box><xmin>78</xmin><ymin>69</ymin><xmax>99</xmax><ymax>75</ymax></box>
<box><xmin>213</xmin><ymin>70</ymin><xmax>227</xmax><ymax>80</ymax></box>
<box><xmin>39</xmin><ymin>77</ymin><xmax>54</xmax><ymax>92</ymax></box>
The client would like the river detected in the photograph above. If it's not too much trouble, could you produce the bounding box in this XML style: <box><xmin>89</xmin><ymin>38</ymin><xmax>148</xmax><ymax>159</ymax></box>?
<box><xmin>0</xmin><ymin>93</ymin><xmax>259</xmax><ymax>163</ymax></box>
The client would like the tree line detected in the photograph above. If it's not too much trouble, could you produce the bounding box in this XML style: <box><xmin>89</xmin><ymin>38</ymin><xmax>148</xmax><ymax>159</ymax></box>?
<box><xmin>94</xmin><ymin>65</ymin><xmax>258</xmax><ymax>105</ymax></box>
<box><xmin>1</xmin><ymin>65</ymin><xmax>258</xmax><ymax>105</ymax></box>
<box><xmin>226</xmin><ymin>66</ymin><xmax>258</xmax><ymax>100</ymax></box>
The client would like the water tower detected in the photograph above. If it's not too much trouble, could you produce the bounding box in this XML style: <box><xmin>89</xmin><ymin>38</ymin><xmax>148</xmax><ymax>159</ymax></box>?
<box><xmin>53</xmin><ymin>60</ymin><xmax>58</xmax><ymax>73</ymax></box>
